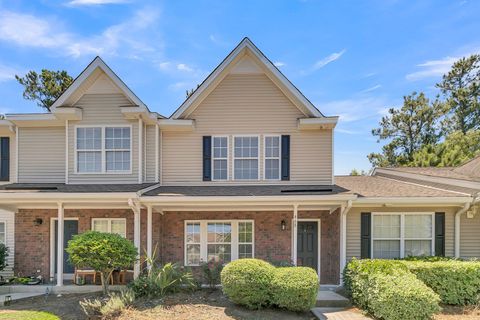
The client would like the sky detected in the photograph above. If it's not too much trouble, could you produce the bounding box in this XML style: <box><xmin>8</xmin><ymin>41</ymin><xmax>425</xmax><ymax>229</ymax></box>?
<box><xmin>0</xmin><ymin>0</ymin><xmax>479</xmax><ymax>175</ymax></box>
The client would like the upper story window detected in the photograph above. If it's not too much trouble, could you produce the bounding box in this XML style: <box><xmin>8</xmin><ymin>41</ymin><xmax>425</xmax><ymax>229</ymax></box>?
<box><xmin>212</xmin><ymin>136</ymin><xmax>228</xmax><ymax>180</ymax></box>
<box><xmin>372</xmin><ymin>213</ymin><xmax>433</xmax><ymax>259</ymax></box>
<box><xmin>76</xmin><ymin>126</ymin><xmax>131</xmax><ymax>174</ymax></box>
<box><xmin>233</xmin><ymin>136</ymin><xmax>259</xmax><ymax>180</ymax></box>
<box><xmin>264</xmin><ymin>136</ymin><xmax>280</xmax><ymax>180</ymax></box>
<box><xmin>0</xmin><ymin>222</ymin><xmax>5</xmax><ymax>244</ymax></box>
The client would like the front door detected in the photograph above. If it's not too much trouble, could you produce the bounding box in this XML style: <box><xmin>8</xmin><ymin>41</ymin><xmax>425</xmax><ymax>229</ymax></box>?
<box><xmin>297</xmin><ymin>221</ymin><xmax>318</xmax><ymax>272</ymax></box>
<box><xmin>54</xmin><ymin>220</ymin><xmax>78</xmax><ymax>274</ymax></box>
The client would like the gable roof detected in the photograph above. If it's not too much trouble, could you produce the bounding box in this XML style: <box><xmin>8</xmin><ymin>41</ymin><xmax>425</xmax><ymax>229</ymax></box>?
<box><xmin>170</xmin><ymin>37</ymin><xmax>328</xmax><ymax>119</ymax></box>
<box><xmin>51</xmin><ymin>56</ymin><xmax>163</xmax><ymax>117</ymax></box>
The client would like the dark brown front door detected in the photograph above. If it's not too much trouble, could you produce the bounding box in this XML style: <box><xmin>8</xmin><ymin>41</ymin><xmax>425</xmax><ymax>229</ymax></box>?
<box><xmin>297</xmin><ymin>221</ymin><xmax>318</xmax><ymax>272</ymax></box>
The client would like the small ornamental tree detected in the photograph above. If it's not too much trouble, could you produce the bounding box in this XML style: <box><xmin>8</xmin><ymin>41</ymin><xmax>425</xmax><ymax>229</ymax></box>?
<box><xmin>66</xmin><ymin>231</ymin><xmax>137</xmax><ymax>294</ymax></box>
<box><xmin>0</xmin><ymin>243</ymin><xmax>8</xmax><ymax>271</ymax></box>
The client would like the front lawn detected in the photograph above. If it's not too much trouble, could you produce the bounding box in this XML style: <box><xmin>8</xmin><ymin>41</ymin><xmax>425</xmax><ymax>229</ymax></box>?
<box><xmin>0</xmin><ymin>311</ymin><xmax>59</xmax><ymax>320</ymax></box>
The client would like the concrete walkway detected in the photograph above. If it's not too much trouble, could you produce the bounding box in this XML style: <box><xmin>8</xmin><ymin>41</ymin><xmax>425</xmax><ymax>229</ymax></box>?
<box><xmin>316</xmin><ymin>290</ymin><xmax>351</xmax><ymax>307</ymax></box>
<box><xmin>311</xmin><ymin>308</ymin><xmax>371</xmax><ymax>320</ymax></box>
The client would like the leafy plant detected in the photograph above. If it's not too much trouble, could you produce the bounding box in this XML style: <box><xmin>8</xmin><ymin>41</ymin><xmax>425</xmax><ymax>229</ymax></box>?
<box><xmin>201</xmin><ymin>259</ymin><xmax>223</xmax><ymax>289</ymax></box>
<box><xmin>80</xmin><ymin>289</ymin><xmax>135</xmax><ymax>318</ymax></box>
<box><xmin>66</xmin><ymin>231</ymin><xmax>137</xmax><ymax>294</ymax></box>
<box><xmin>0</xmin><ymin>243</ymin><xmax>8</xmax><ymax>271</ymax></box>
<box><xmin>270</xmin><ymin>267</ymin><xmax>319</xmax><ymax>312</ymax></box>
<box><xmin>404</xmin><ymin>260</ymin><xmax>480</xmax><ymax>305</ymax></box>
<box><xmin>221</xmin><ymin>258</ymin><xmax>276</xmax><ymax>309</ymax></box>
<box><xmin>129</xmin><ymin>262</ymin><xmax>196</xmax><ymax>298</ymax></box>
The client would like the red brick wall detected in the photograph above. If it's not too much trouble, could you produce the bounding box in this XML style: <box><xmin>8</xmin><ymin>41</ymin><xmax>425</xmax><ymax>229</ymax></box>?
<box><xmin>158</xmin><ymin>210</ymin><xmax>340</xmax><ymax>284</ymax></box>
<box><xmin>15</xmin><ymin>208</ymin><xmax>340</xmax><ymax>284</ymax></box>
<box><xmin>14</xmin><ymin>209</ymin><xmax>148</xmax><ymax>281</ymax></box>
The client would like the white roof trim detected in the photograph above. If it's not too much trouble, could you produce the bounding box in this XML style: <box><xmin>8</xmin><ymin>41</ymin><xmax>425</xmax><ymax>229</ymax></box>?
<box><xmin>51</xmin><ymin>56</ymin><xmax>148</xmax><ymax>112</ymax></box>
<box><xmin>171</xmin><ymin>38</ymin><xmax>324</xmax><ymax>119</ymax></box>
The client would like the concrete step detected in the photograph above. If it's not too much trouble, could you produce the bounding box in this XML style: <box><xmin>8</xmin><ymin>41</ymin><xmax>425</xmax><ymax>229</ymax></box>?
<box><xmin>316</xmin><ymin>291</ymin><xmax>351</xmax><ymax>308</ymax></box>
<box><xmin>0</xmin><ymin>292</ymin><xmax>44</xmax><ymax>306</ymax></box>
<box><xmin>311</xmin><ymin>307</ymin><xmax>370</xmax><ymax>320</ymax></box>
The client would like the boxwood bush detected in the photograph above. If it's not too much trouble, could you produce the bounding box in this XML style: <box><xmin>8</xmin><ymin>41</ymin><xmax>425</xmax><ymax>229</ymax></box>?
<box><xmin>404</xmin><ymin>260</ymin><xmax>480</xmax><ymax>305</ymax></box>
<box><xmin>221</xmin><ymin>258</ymin><xmax>275</xmax><ymax>309</ymax></box>
<box><xmin>344</xmin><ymin>259</ymin><xmax>440</xmax><ymax>320</ymax></box>
<box><xmin>271</xmin><ymin>267</ymin><xmax>319</xmax><ymax>312</ymax></box>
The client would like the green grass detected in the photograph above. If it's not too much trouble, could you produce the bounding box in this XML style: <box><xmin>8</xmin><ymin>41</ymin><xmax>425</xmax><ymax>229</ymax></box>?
<box><xmin>0</xmin><ymin>311</ymin><xmax>60</xmax><ymax>320</ymax></box>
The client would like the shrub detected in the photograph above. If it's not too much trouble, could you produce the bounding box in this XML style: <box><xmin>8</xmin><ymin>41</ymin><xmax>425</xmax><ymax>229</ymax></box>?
<box><xmin>271</xmin><ymin>267</ymin><xmax>319</xmax><ymax>312</ymax></box>
<box><xmin>201</xmin><ymin>259</ymin><xmax>223</xmax><ymax>289</ymax></box>
<box><xmin>67</xmin><ymin>231</ymin><xmax>137</xmax><ymax>294</ymax></box>
<box><xmin>402</xmin><ymin>255</ymin><xmax>456</xmax><ymax>262</ymax></box>
<box><xmin>0</xmin><ymin>243</ymin><xmax>8</xmax><ymax>272</ymax></box>
<box><xmin>366</xmin><ymin>272</ymin><xmax>441</xmax><ymax>320</ymax></box>
<box><xmin>129</xmin><ymin>262</ymin><xmax>196</xmax><ymax>298</ymax></box>
<box><xmin>404</xmin><ymin>260</ymin><xmax>480</xmax><ymax>305</ymax></box>
<box><xmin>80</xmin><ymin>289</ymin><xmax>135</xmax><ymax>318</ymax></box>
<box><xmin>221</xmin><ymin>258</ymin><xmax>275</xmax><ymax>309</ymax></box>
<box><xmin>344</xmin><ymin>259</ymin><xmax>440</xmax><ymax>320</ymax></box>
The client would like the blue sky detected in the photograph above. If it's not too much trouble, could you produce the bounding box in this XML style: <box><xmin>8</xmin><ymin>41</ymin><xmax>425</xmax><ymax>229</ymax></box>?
<box><xmin>0</xmin><ymin>0</ymin><xmax>479</xmax><ymax>175</ymax></box>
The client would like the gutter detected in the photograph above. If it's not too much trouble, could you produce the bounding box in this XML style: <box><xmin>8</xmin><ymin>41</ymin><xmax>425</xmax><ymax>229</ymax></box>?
<box><xmin>455</xmin><ymin>193</ymin><xmax>480</xmax><ymax>258</ymax></box>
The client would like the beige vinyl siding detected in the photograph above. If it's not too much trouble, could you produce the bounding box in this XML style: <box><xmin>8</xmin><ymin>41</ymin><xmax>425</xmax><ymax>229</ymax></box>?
<box><xmin>145</xmin><ymin>125</ymin><xmax>157</xmax><ymax>182</ymax></box>
<box><xmin>68</xmin><ymin>93</ymin><xmax>139</xmax><ymax>184</ymax></box>
<box><xmin>162</xmin><ymin>74</ymin><xmax>333</xmax><ymax>185</ymax></box>
<box><xmin>459</xmin><ymin>212</ymin><xmax>480</xmax><ymax>258</ymax></box>
<box><xmin>346</xmin><ymin>207</ymin><xmax>456</xmax><ymax>260</ymax></box>
<box><xmin>18</xmin><ymin>127</ymin><xmax>65</xmax><ymax>183</ymax></box>
<box><xmin>0</xmin><ymin>210</ymin><xmax>14</xmax><ymax>278</ymax></box>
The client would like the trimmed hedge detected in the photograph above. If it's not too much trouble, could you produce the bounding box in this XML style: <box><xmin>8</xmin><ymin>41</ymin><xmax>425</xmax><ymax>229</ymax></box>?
<box><xmin>404</xmin><ymin>260</ymin><xmax>480</xmax><ymax>305</ymax></box>
<box><xmin>344</xmin><ymin>259</ymin><xmax>440</xmax><ymax>320</ymax></box>
<box><xmin>221</xmin><ymin>259</ymin><xmax>275</xmax><ymax>309</ymax></box>
<box><xmin>271</xmin><ymin>267</ymin><xmax>319</xmax><ymax>312</ymax></box>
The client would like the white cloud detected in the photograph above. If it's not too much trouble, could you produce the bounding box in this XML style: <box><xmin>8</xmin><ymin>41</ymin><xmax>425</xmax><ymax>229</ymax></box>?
<box><xmin>0</xmin><ymin>8</ymin><xmax>161</xmax><ymax>58</ymax></box>
<box><xmin>360</xmin><ymin>84</ymin><xmax>382</xmax><ymax>93</ymax></box>
<box><xmin>312</xmin><ymin>49</ymin><xmax>346</xmax><ymax>71</ymax></box>
<box><xmin>319</xmin><ymin>96</ymin><xmax>391</xmax><ymax>123</ymax></box>
<box><xmin>274</xmin><ymin>61</ymin><xmax>286</xmax><ymax>67</ymax></box>
<box><xmin>406</xmin><ymin>56</ymin><xmax>458</xmax><ymax>81</ymax></box>
<box><xmin>0</xmin><ymin>65</ymin><xmax>20</xmax><ymax>82</ymax></box>
<box><xmin>157</xmin><ymin>62</ymin><xmax>171</xmax><ymax>71</ymax></box>
<box><xmin>68</xmin><ymin>0</ymin><xmax>130</xmax><ymax>5</ymax></box>
<box><xmin>209</xmin><ymin>34</ymin><xmax>229</xmax><ymax>46</ymax></box>
<box><xmin>177</xmin><ymin>63</ymin><xmax>194</xmax><ymax>72</ymax></box>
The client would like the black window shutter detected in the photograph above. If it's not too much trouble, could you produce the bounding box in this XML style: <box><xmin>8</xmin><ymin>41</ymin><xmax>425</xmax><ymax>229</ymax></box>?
<box><xmin>435</xmin><ymin>212</ymin><xmax>445</xmax><ymax>257</ymax></box>
<box><xmin>360</xmin><ymin>212</ymin><xmax>371</xmax><ymax>259</ymax></box>
<box><xmin>203</xmin><ymin>136</ymin><xmax>212</xmax><ymax>181</ymax></box>
<box><xmin>281</xmin><ymin>135</ymin><xmax>290</xmax><ymax>181</ymax></box>
<box><xmin>0</xmin><ymin>137</ymin><xmax>9</xmax><ymax>181</ymax></box>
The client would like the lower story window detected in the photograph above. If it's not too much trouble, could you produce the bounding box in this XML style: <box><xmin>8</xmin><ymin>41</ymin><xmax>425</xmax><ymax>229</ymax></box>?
<box><xmin>372</xmin><ymin>213</ymin><xmax>433</xmax><ymax>259</ymax></box>
<box><xmin>185</xmin><ymin>220</ymin><xmax>254</xmax><ymax>266</ymax></box>
<box><xmin>92</xmin><ymin>218</ymin><xmax>127</xmax><ymax>238</ymax></box>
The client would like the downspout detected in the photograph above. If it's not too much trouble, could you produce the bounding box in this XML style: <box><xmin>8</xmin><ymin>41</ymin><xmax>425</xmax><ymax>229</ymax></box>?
<box><xmin>455</xmin><ymin>193</ymin><xmax>480</xmax><ymax>258</ymax></box>
<box><xmin>340</xmin><ymin>200</ymin><xmax>353</xmax><ymax>284</ymax></box>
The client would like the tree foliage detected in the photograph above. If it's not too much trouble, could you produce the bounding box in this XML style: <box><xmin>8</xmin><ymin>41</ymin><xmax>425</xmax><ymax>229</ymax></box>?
<box><xmin>0</xmin><ymin>243</ymin><xmax>8</xmax><ymax>272</ymax></box>
<box><xmin>370</xmin><ymin>54</ymin><xmax>480</xmax><ymax>168</ymax></box>
<box><xmin>15</xmin><ymin>70</ymin><xmax>73</xmax><ymax>112</ymax></box>
<box><xmin>368</xmin><ymin>92</ymin><xmax>440</xmax><ymax>166</ymax></box>
<box><xmin>66</xmin><ymin>231</ymin><xmax>137</xmax><ymax>294</ymax></box>
<box><xmin>436</xmin><ymin>54</ymin><xmax>480</xmax><ymax>134</ymax></box>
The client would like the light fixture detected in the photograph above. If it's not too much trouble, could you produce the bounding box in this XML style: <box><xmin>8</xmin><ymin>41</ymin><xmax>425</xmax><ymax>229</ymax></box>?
<box><xmin>281</xmin><ymin>220</ymin><xmax>287</xmax><ymax>231</ymax></box>
<box><xmin>33</xmin><ymin>218</ymin><xmax>43</xmax><ymax>226</ymax></box>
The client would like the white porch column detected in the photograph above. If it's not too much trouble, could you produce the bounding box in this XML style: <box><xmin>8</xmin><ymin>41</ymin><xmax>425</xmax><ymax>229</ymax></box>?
<box><xmin>292</xmin><ymin>204</ymin><xmax>298</xmax><ymax>266</ymax></box>
<box><xmin>56</xmin><ymin>202</ymin><xmax>64</xmax><ymax>287</ymax></box>
<box><xmin>147</xmin><ymin>205</ymin><xmax>153</xmax><ymax>268</ymax></box>
<box><xmin>133</xmin><ymin>208</ymin><xmax>141</xmax><ymax>278</ymax></box>
<box><xmin>339</xmin><ymin>200</ymin><xmax>352</xmax><ymax>284</ymax></box>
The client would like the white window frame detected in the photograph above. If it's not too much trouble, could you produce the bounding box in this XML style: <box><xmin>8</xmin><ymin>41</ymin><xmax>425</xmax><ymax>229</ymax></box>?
<box><xmin>184</xmin><ymin>220</ymin><xmax>254</xmax><ymax>266</ymax></box>
<box><xmin>91</xmin><ymin>218</ymin><xmax>127</xmax><ymax>238</ymax></box>
<box><xmin>74</xmin><ymin>125</ymin><xmax>133</xmax><ymax>175</ymax></box>
<box><xmin>232</xmin><ymin>135</ymin><xmax>260</xmax><ymax>181</ymax></box>
<box><xmin>263</xmin><ymin>135</ymin><xmax>281</xmax><ymax>181</ymax></box>
<box><xmin>211</xmin><ymin>136</ymin><xmax>229</xmax><ymax>181</ymax></box>
<box><xmin>0</xmin><ymin>220</ymin><xmax>5</xmax><ymax>244</ymax></box>
<box><xmin>371</xmin><ymin>212</ymin><xmax>435</xmax><ymax>259</ymax></box>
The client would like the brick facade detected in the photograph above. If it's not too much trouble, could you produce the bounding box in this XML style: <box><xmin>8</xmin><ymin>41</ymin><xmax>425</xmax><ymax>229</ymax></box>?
<box><xmin>15</xmin><ymin>208</ymin><xmax>340</xmax><ymax>285</ymax></box>
<box><xmin>157</xmin><ymin>209</ymin><xmax>340</xmax><ymax>284</ymax></box>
